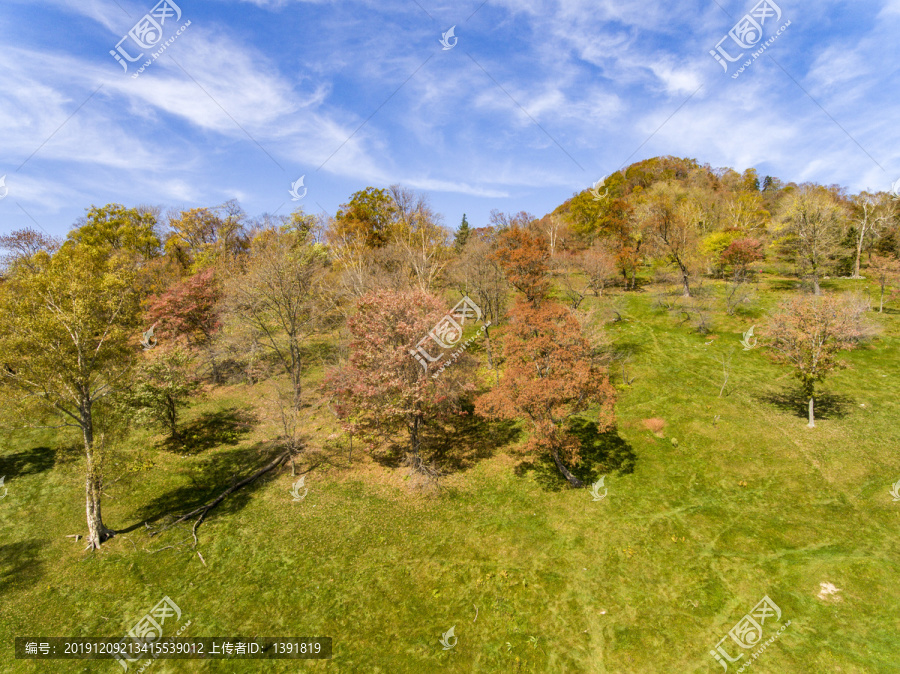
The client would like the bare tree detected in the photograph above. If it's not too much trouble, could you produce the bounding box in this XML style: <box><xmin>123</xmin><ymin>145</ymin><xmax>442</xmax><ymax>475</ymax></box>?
<box><xmin>766</xmin><ymin>294</ymin><xmax>869</xmax><ymax>427</ymax></box>
<box><xmin>389</xmin><ymin>185</ymin><xmax>452</xmax><ymax>292</ymax></box>
<box><xmin>849</xmin><ymin>192</ymin><xmax>891</xmax><ymax>279</ymax></box>
<box><xmin>777</xmin><ymin>186</ymin><xmax>845</xmax><ymax>295</ymax></box>
<box><xmin>223</xmin><ymin>223</ymin><xmax>336</xmax><ymax>409</ymax></box>
<box><xmin>715</xmin><ymin>350</ymin><xmax>733</xmax><ymax>398</ymax></box>
<box><xmin>638</xmin><ymin>183</ymin><xmax>704</xmax><ymax>297</ymax></box>
<box><xmin>0</xmin><ymin>228</ymin><xmax>60</xmax><ymax>272</ymax></box>
<box><xmin>544</xmin><ymin>215</ymin><xmax>563</xmax><ymax>257</ymax></box>
<box><xmin>576</xmin><ymin>241</ymin><xmax>618</xmax><ymax>297</ymax></box>
<box><xmin>450</xmin><ymin>235</ymin><xmax>508</xmax><ymax>380</ymax></box>
<box><xmin>868</xmin><ymin>253</ymin><xmax>900</xmax><ymax>312</ymax></box>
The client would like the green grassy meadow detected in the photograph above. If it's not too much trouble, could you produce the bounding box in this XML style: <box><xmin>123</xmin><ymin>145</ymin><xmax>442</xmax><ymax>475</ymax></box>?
<box><xmin>2</xmin><ymin>277</ymin><xmax>900</xmax><ymax>673</ymax></box>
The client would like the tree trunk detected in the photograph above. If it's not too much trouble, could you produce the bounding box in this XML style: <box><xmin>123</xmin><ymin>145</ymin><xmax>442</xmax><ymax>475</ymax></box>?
<box><xmin>880</xmin><ymin>280</ymin><xmax>885</xmax><ymax>313</ymax></box>
<box><xmin>290</xmin><ymin>343</ymin><xmax>302</xmax><ymax>410</ymax></box>
<box><xmin>812</xmin><ymin>276</ymin><xmax>821</xmax><ymax>296</ymax></box>
<box><xmin>166</xmin><ymin>394</ymin><xmax>178</xmax><ymax>439</ymax></box>
<box><xmin>483</xmin><ymin>324</ymin><xmax>499</xmax><ymax>387</ymax></box>
<box><xmin>551</xmin><ymin>445</ymin><xmax>582</xmax><ymax>488</ymax></box>
<box><xmin>852</xmin><ymin>241</ymin><xmax>862</xmax><ymax>279</ymax></box>
<box><xmin>807</xmin><ymin>397</ymin><xmax>815</xmax><ymax>428</ymax></box>
<box><xmin>82</xmin><ymin>404</ymin><xmax>114</xmax><ymax>549</ymax></box>
<box><xmin>678</xmin><ymin>262</ymin><xmax>691</xmax><ymax>297</ymax></box>
<box><xmin>409</xmin><ymin>414</ymin><xmax>421</xmax><ymax>464</ymax></box>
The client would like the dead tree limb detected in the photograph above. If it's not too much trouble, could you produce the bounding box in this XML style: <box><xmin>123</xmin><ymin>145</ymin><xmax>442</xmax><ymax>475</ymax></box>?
<box><xmin>150</xmin><ymin>449</ymin><xmax>316</xmax><ymax>547</ymax></box>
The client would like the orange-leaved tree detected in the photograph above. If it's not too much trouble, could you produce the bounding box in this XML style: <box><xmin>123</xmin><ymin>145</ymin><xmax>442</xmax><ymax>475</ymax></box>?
<box><xmin>476</xmin><ymin>298</ymin><xmax>616</xmax><ymax>487</ymax></box>
<box><xmin>490</xmin><ymin>226</ymin><xmax>550</xmax><ymax>305</ymax></box>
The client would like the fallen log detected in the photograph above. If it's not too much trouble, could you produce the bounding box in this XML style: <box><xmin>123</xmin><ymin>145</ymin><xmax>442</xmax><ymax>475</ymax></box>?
<box><xmin>150</xmin><ymin>447</ymin><xmax>316</xmax><ymax>547</ymax></box>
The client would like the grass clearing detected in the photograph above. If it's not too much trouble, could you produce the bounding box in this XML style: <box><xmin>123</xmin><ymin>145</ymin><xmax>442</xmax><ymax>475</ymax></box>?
<box><xmin>2</xmin><ymin>279</ymin><xmax>900</xmax><ymax>672</ymax></box>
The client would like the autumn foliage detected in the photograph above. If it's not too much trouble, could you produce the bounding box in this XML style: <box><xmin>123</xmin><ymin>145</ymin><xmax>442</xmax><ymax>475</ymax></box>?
<box><xmin>327</xmin><ymin>289</ymin><xmax>475</xmax><ymax>474</ymax></box>
<box><xmin>476</xmin><ymin>299</ymin><xmax>616</xmax><ymax>487</ymax></box>
<box><xmin>765</xmin><ymin>294</ymin><xmax>869</xmax><ymax>427</ymax></box>
<box><xmin>720</xmin><ymin>238</ymin><xmax>764</xmax><ymax>270</ymax></box>
<box><xmin>146</xmin><ymin>267</ymin><xmax>222</xmax><ymax>348</ymax></box>
<box><xmin>491</xmin><ymin>226</ymin><xmax>550</xmax><ymax>304</ymax></box>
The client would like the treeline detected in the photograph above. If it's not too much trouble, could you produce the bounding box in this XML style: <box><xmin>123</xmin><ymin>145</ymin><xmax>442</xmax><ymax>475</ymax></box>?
<box><xmin>552</xmin><ymin>156</ymin><xmax>899</xmax><ymax>302</ymax></box>
<box><xmin>0</xmin><ymin>157</ymin><xmax>895</xmax><ymax>549</ymax></box>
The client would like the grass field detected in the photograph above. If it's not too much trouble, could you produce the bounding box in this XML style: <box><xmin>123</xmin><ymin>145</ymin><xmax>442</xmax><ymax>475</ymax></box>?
<box><xmin>2</xmin><ymin>277</ymin><xmax>900</xmax><ymax>673</ymax></box>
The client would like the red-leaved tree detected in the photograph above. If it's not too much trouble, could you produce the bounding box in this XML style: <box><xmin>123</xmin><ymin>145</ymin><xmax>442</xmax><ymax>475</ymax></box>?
<box><xmin>146</xmin><ymin>267</ymin><xmax>222</xmax><ymax>379</ymax></box>
<box><xmin>476</xmin><ymin>298</ymin><xmax>616</xmax><ymax>487</ymax></box>
<box><xmin>327</xmin><ymin>289</ymin><xmax>475</xmax><ymax>476</ymax></box>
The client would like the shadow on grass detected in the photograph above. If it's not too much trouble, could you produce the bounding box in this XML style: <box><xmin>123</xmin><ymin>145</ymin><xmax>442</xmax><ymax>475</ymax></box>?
<box><xmin>758</xmin><ymin>387</ymin><xmax>854</xmax><ymax>421</ymax></box>
<box><xmin>118</xmin><ymin>441</ymin><xmax>286</xmax><ymax>534</ymax></box>
<box><xmin>515</xmin><ymin>420</ymin><xmax>637</xmax><ymax>492</ymax></box>
<box><xmin>160</xmin><ymin>408</ymin><xmax>257</xmax><ymax>456</ymax></box>
<box><xmin>369</xmin><ymin>406</ymin><xmax>522</xmax><ymax>474</ymax></box>
<box><xmin>0</xmin><ymin>445</ymin><xmax>56</xmax><ymax>479</ymax></box>
<box><xmin>425</xmin><ymin>411</ymin><xmax>521</xmax><ymax>473</ymax></box>
<box><xmin>0</xmin><ymin>539</ymin><xmax>48</xmax><ymax>593</ymax></box>
<box><xmin>765</xmin><ymin>279</ymin><xmax>802</xmax><ymax>292</ymax></box>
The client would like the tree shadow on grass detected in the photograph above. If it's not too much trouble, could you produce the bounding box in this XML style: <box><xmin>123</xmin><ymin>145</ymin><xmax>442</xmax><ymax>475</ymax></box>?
<box><xmin>765</xmin><ymin>279</ymin><xmax>802</xmax><ymax>292</ymax></box>
<box><xmin>424</xmin><ymin>410</ymin><xmax>521</xmax><ymax>473</ymax></box>
<box><xmin>0</xmin><ymin>445</ymin><xmax>56</xmax><ymax>479</ymax></box>
<box><xmin>758</xmin><ymin>386</ymin><xmax>854</xmax><ymax>421</ymax></box>
<box><xmin>369</xmin><ymin>406</ymin><xmax>522</xmax><ymax>474</ymax></box>
<box><xmin>160</xmin><ymin>408</ymin><xmax>257</xmax><ymax>456</ymax></box>
<box><xmin>0</xmin><ymin>539</ymin><xmax>48</xmax><ymax>593</ymax></box>
<box><xmin>117</xmin><ymin>440</ymin><xmax>287</xmax><ymax>534</ymax></box>
<box><xmin>515</xmin><ymin>420</ymin><xmax>637</xmax><ymax>492</ymax></box>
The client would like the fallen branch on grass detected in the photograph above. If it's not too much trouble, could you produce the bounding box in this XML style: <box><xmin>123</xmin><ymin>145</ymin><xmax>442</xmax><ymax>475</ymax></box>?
<box><xmin>150</xmin><ymin>447</ymin><xmax>316</xmax><ymax>547</ymax></box>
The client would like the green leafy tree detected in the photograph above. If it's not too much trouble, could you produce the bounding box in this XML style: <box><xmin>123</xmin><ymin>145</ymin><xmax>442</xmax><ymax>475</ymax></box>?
<box><xmin>0</xmin><ymin>242</ymin><xmax>141</xmax><ymax>549</ymax></box>
<box><xmin>123</xmin><ymin>348</ymin><xmax>202</xmax><ymax>440</ymax></box>
<box><xmin>333</xmin><ymin>187</ymin><xmax>397</xmax><ymax>249</ymax></box>
<box><xmin>165</xmin><ymin>200</ymin><xmax>248</xmax><ymax>272</ymax></box>
<box><xmin>68</xmin><ymin>203</ymin><xmax>160</xmax><ymax>260</ymax></box>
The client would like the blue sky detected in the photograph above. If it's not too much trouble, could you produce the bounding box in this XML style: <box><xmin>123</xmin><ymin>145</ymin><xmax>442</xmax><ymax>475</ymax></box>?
<box><xmin>1</xmin><ymin>0</ymin><xmax>898</xmax><ymax>237</ymax></box>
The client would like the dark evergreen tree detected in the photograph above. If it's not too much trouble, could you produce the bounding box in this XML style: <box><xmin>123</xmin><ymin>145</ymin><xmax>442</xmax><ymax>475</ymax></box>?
<box><xmin>454</xmin><ymin>214</ymin><xmax>471</xmax><ymax>251</ymax></box>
